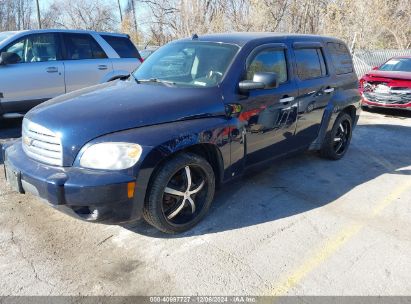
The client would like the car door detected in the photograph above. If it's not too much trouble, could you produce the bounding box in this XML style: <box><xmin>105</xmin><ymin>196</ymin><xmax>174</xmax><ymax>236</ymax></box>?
<box><xmin>292</xmin><ymin>42</ymin><xmax>333</xmax><ymax>146</ymax></box>
<box><xmin>61</xmin><ymin>33</ymin><xmax>113</xmax><ymax>92</ymax></box>
<box><xmin>99</xmin><ymin>34</ymin><xmax>142</xmax><ymax>74</ymax></box>
<box><xmin>235</xmin><ymin>44</ymin><xmax>300</xmax><ymax>167</ymax></box>
<box><xmin>0</xmin><ymin>32</ymin><xmax>65</xmax><ymax>114</ymax></box>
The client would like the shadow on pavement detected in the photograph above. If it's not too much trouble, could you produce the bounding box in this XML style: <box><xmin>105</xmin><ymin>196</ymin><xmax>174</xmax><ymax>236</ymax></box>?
<box><xmin>0</xmin><ymin>118</ymin><xmax>22</xmax><ymax>164</ymax></box>
<box><xmin>364</xmin><ymin>107</ymin><xmax>411</xmax><ymax>119</ymax></box>
<box><xmin>124</xmin><ymin>123</ymin><xmax>411</xmax><ymax>238</ymax></box>
<box><xmin>0</xmin><ymin>118</ymin><xmax>22</xmax><ymax>137</ymax></box>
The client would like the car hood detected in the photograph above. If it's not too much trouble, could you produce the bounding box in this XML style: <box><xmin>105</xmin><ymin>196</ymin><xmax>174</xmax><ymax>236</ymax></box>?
<box><xmin>364</xmin><ymin>70</ymin><xmax>411</xmax><ymax>81</ymax></box>
<box><xmin>25</xmin><ymin>79</ymin><xmax>225</xmax><ymax>165</ymax></box>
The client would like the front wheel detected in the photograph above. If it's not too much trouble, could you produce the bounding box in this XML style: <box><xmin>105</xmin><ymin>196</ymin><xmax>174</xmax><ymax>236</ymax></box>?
<box><xmin>143</xmin><ymin>153</ymin><xmax>215</xmax><ymax>234</ymax></box>
<box><xmin>320</xmin><ymin>113</ymin><xmax>353</xmax><ymax>160</ymax></box>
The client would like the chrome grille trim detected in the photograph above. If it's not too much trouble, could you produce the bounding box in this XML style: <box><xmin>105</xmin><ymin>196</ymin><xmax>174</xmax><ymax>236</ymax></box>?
<box><xmin>22</xmin><ymin>118</ymin><xmax>63</xmax><ymax>166</ymax></box>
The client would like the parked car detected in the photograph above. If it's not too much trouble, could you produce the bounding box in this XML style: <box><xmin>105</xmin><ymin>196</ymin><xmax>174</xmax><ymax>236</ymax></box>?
<box><xmin>140</xmin><ymin>48</ymin><xmax>158</xmax><ymax>60</ymax></box>
<box><xmin>360</xmin><ymin>56</ymin><xmax>411</xmax><ymax>110</ymax></box>
<box><xmin>0</xmin><ymin>29</ymin><xmax>143</xmax><ymax>119</ymax></box>
<box><xmin>3</xmin><ymin>33</ymin><xmax>360</xmax><ymax>233</ymax></box>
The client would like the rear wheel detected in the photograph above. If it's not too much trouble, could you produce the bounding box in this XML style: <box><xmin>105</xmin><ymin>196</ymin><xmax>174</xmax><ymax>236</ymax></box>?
<box><xmin>143</xmin><ymin>153</ymin><xmax>215</xmax><ymax>234</ymax></box>
<box><xmin>320</xmin><ymin>113</ymin><xmax>353</xmax><ymax>160</ymax></box>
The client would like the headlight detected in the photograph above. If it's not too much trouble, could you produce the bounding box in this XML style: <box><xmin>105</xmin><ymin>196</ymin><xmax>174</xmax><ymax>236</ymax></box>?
<box><xmin>79</xmin><ymin>142</ymin><xmax>142</xmax><ymax>170</ymax></box>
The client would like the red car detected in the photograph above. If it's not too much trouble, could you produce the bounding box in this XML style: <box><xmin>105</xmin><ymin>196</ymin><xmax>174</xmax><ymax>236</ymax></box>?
<box><xmin>359</xmin><ymin>56</ymin><xmax>411</xmax><ymax>110</ymax></box>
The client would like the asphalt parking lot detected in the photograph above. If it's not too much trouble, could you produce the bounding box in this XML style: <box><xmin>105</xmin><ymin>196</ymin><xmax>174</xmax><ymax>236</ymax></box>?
<box><xmin>0</xmin><ymin>108</ymin><xmax>411</xmax><ymax>296</ymax></box>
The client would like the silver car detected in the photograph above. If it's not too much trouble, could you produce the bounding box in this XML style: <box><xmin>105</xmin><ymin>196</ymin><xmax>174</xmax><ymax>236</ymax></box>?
<box><xmin>0</xmin><ymin>29</ymin><xmax>143</xmax><ymax>119</ymax></box>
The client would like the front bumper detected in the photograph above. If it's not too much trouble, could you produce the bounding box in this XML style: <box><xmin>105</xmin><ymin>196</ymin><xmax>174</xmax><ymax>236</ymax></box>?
<box><xmin>3</xmin><ymin>141</ymin><xmax>144</xmax><ymax>224</ymax></box>
<box><xmin>362</xmin><ymin>94</ymin><xmax>411</xmax><ymax>110</ymax></box>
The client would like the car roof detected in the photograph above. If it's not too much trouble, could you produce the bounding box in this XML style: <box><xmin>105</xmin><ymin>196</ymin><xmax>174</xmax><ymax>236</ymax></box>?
<box><xmin>9</xmin><ymin>29</ymin><xmax>129</xmax><ymax>38</ymax></box>
<box><xmin>177</xmin><ymin>32</ymin><xmax>344</xmax><ymax>46</ymax></box>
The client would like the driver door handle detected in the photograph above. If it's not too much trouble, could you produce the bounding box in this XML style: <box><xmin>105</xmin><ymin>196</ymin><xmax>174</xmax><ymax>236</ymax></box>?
<box><xmin>46</xmin><ymin>67</ymin><xmax>58</xmax><ymax>73</ymax></box>
<box><xmin>279</xmin><ymin>96</ymin><xmax>295</xmax><ymax>104</ymax></box>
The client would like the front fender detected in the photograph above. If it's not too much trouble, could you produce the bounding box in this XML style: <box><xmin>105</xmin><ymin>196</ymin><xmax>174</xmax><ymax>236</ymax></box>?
<box><xmin>78</xmin><ymin>117</ymin><xmax>233</xmax><ymax>215</ymax></box>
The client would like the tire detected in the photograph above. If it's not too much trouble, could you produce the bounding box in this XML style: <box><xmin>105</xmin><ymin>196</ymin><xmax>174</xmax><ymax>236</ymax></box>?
<box><xmin>320</xmin><ymin>112</ymin><xmax>353</xmax><ymax>160</ymax></box>
<box><xmin>143</xmin><ymin>153</ymin><xmax>215</xmax><ymax>234</ymax></box>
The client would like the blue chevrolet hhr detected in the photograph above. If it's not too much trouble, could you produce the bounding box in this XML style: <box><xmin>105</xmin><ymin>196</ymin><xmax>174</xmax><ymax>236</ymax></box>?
<box><xmin>3</xmin><ymin>33</ymin><xmax>360</xmax><ymax>233</ymax></box>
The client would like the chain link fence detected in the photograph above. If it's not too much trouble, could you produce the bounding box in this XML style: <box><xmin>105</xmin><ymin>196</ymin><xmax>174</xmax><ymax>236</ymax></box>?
<box><xmin>352</xmin><ymin>49</ymin><xmax>411</xmax><ymax>77</ymax></box>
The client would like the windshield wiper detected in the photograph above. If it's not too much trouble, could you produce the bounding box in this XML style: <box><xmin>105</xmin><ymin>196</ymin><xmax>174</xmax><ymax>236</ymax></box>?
<box><xmin>130</xmin><ymin>74</ymin><xmax>139</xmax><ymax>83</ymax></box>
<box><xmin>135</xmin><ymin>78</ymin><xmax>176</xmax><ymax>87</ymax></box>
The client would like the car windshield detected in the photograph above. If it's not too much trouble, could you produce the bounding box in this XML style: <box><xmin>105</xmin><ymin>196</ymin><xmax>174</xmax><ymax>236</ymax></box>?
<box><xmin>379</xmin><ymin>58</ymin><xmax>411</xmax><ymax>72</ymax></box>
<box><xmin>133</xmin><ymin>41</ymin><xmax>239</xmax><ymax>88</ymax></box>
<box><xmin>140</xmin><ymin>49</ymin><xmax>155</xmax><ymax>60</ymax></box>
<box><xmin>0</xmin><ymin>31</ymin><xmax>16</xmax><ymax>43</ymax></box>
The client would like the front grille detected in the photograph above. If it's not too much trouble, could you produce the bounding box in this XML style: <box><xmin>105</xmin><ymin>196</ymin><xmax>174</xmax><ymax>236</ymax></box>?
<box><xmin>22</xmin><ymin>118</ymin><xmax>63</xmax><ymax>166</ymax></box>
<box><xmin>363</xmin><ymin>91</ymin><xmax>411</xmax><ymax>104</ymax></box>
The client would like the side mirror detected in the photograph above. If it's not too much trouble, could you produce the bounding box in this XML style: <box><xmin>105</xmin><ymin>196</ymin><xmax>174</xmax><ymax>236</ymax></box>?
<box><xmin>0</xmin><ymin>52</ymin><xmax>21</xmax><ymax>65</ymax></box>
<box><xmin>372</xmin><ymin>66</ymin><xmax>379</xmax><ymax>70</ymax></box>
<box><xmin>239</xmin><ymin>72</ymin><xmax>279</xmax><ymax>93</ymax></box>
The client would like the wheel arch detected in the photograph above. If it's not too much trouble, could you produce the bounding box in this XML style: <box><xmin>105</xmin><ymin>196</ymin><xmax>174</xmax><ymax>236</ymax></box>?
<box><xmin>341</xmin><ymin>104</ymin><xmax>357</xmax><ymax>124</ymax></box>
<box><xmin>143</xmin><ymin>142</ymin><xmax>225</xmax><ymax>205</ymax></box>
<box><xmin>309</xmin><ymin>97</ymin><xmax>359</xmax><ymax>151</ymax></box>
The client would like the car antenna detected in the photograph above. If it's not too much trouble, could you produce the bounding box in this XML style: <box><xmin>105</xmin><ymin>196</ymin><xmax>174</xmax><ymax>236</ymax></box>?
<box><xmin>192</xmin><ymin>33</ymin><xmax>199</xmax><ymax>40</ymax></box>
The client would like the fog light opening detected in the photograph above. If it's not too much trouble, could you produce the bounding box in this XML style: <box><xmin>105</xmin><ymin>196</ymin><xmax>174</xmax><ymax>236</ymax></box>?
<box><xmin>72</xmin><ymin>206</ymin><xmax>103</xmax><ymax>221</ymax></box>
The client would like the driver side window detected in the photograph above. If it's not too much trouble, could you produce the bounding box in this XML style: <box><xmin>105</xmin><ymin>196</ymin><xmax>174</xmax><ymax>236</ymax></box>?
<box><xmin>247</xmin><ymin>48</ymin><xmax>288</xmax><ymax>83</ymax></box>
<box><xmin>4</xmin><ymin>33</ymin><xmax>58</xmax><ymax>64</ymax></box>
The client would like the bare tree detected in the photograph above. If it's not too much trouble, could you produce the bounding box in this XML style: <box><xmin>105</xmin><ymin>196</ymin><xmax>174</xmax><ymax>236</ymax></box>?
<box><xmin>321</xmin><ymin>0</ymin><xmax>411</xmax><ymax>49</ymax></box>
<box><xmin>41</xmin><ymin>0</ymin><xmax>117</xmax><ymax>32</ymax></box>
<box><xmin>138</xmin><ymin>0</ymin><xmax>179</xmax><ymax>45</ymax></box>
<box><xmin>0</xmin><ymin>0</ymin><xmax>32</xmax><ymax>31</ymax></box>
<box><xmin>375</xmin><ymin>0</ymin><xmax>411</xmax><ymax>49</ymax></box>
<box><xmin>1</xmin><ymin>0</ymin><xmax>409</xmax><ymax>50</ymax></box>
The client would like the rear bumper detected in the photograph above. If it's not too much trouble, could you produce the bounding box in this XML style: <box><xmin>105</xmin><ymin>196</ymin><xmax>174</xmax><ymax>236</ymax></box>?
<box><xmin>3</xmin><ymin>141</ymin><xmax>144</xmax><ymax>224</ymax></box>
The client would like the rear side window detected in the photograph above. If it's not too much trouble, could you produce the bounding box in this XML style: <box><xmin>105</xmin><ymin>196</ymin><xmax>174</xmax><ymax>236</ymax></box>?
<box><xmin>101</xmin><ymin>35</ymin><xmax>142</xmax><ymax>60</ymax></box>
<box><xmin>295</xmin><ymin>48</ymin><xmax>327</xmax><ymax>80</ymax></box>
<box><xmin>63</xmin><ymin>33</ymin><xmax>107</xmax><ymax>60</ymax></box>
<box><xmin>247</xmin><ymin>49</ymin><xmax>288</xmax><ymax>83</ymax></box>
<box><xmin>327</xmin><ymin>42</ymin><xmax>353</xmax><ymax>74</ymax></box>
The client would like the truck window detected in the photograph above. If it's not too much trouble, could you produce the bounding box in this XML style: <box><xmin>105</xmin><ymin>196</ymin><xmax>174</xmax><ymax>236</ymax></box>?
<box><xmin>327</xmin><ymin>42</ymin><xmax>353</xmax><ymax>74</ymax></box>
<box><xmin>295</xmin><ymin>48</ymin><xmax>327</xmax><ymax>80</ymax></box>
<box><xmin>63</xmin><ymin>33</ymin><xmax>107</xmax><ymax>60</ymax></box>
<box><xmin>101</xmin><ymin>35</ymin><xmax>142</xmax><ymax>60</ymax></box>
<box><xmin>247</xmin><ymin>49</ymin><xmax>288</xmax><ymax>83</ymax></box>
<box><xmin>4</xmin><ymin>33</ymin><xmax>58</xmax><ymax>63</ymax></box>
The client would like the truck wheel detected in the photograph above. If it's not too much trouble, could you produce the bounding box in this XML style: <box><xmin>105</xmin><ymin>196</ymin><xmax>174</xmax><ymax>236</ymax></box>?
<box><xmin>143</xmin><ymin>153</ymin><xmax>215</xmax><ymax>234</ymax></box>
<box><xmin>320</xmin><ymin>113</ymin><xmax>353</xmax><ymax>160</ymax></box>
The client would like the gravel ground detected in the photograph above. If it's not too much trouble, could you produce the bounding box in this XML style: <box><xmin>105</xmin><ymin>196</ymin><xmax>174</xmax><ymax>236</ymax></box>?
<box><xmin>0</xmin><ymin>108</ymin><xmax>411</xmax><ymax>296</ymax></box>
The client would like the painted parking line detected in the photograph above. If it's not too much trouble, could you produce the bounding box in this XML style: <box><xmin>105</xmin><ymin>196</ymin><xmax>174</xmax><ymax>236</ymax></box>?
<box><xmin>268</xmin><ymin>178</ymin><xmax>411</xmax><ymax>296</ymax></box>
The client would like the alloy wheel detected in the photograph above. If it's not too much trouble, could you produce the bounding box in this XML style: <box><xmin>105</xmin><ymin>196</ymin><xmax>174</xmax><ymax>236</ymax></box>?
<box><xmin>333</xmin><ymin>119</ymin><xmax>351</xmax><ymax>155</ymax></box>
<box><xmin>162</xmin><ymin>165</ymin><xmax>208</xmax><ymax>225</ymax></box>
